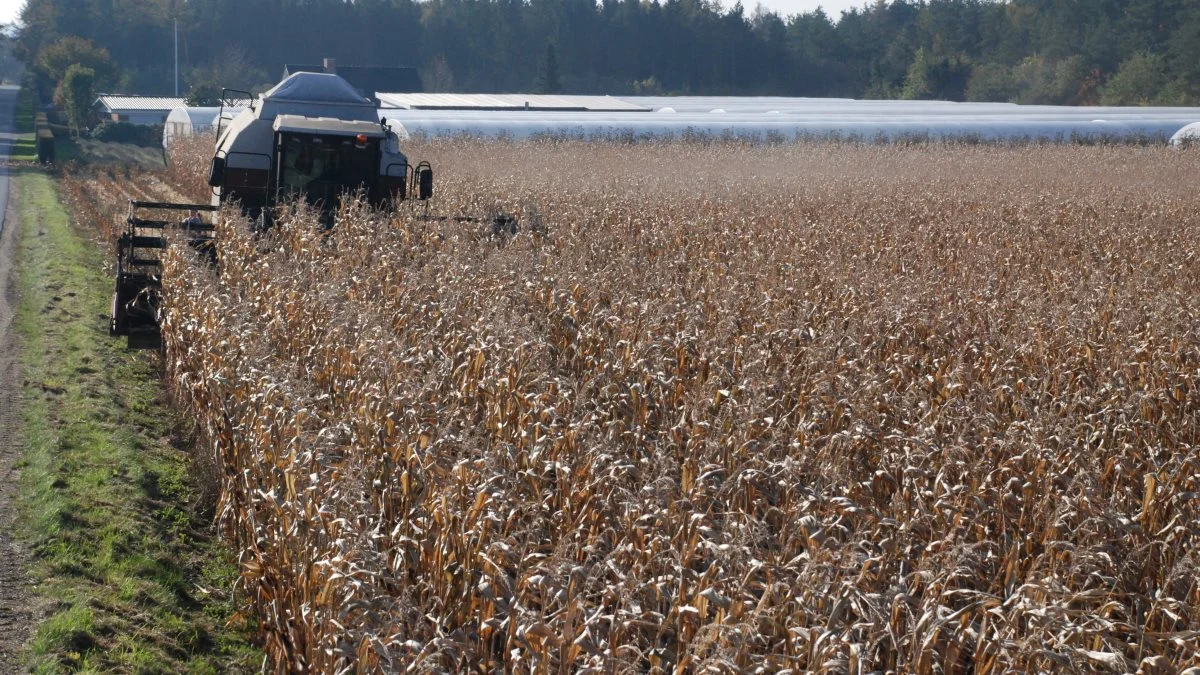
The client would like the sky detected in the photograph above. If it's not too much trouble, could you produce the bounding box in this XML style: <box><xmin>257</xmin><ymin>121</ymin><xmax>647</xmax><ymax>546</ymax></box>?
<box><xmin>745</xmin><ymin>0</ymin><xmax>870</xmax><ymax>19</ymax></box>
<box><xmin>0</xmin><ymin>0</ymin><xmax>20</xmax><ymax>26</ymax></box>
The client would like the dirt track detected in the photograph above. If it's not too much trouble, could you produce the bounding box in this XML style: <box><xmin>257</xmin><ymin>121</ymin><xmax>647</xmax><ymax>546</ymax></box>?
<box><xmin>0</xmin><ymin>84</ymin><xmax>34</xmax><ymax>672</ymax></box>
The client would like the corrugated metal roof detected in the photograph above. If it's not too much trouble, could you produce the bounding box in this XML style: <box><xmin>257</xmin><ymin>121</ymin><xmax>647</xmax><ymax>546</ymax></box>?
<box><xmin>376</xmin><ymin>93</ymin><xmax>649</xmax><ymax>112</ymax></box>
<box><xmin>95</xmin><ymin>95</ymin><xmax>188</xmax><ymax>112</ymax></box>
<box><xmin>98</xmin><ymin>96</ymin><xmax>252</xmax><ymax>113</ymax></box>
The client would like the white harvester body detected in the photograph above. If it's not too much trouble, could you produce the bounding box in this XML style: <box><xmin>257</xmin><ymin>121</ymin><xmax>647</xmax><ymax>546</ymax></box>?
<box><xmin>113</xmin><ymin>72</ymin><xmax>434</xmax><ymax>348</ymax></box>
<box><xmin>209</xmin><ymin>71</ymin><xmax>423</xmax><ymax>215</ymax></box>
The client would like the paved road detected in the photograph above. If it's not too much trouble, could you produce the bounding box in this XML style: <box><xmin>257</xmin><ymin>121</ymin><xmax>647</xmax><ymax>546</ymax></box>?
<box><xmin>0</xmin><ymin>85</ymin><xmax>16</xmax><ymax>232</ymax></box>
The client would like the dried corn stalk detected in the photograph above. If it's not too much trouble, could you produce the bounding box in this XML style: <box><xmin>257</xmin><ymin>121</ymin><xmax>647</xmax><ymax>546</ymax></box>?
<box><xmin>160</xmin><ymin>140</ymin><xmax>1200</xmax><ymax>674</ymax></box>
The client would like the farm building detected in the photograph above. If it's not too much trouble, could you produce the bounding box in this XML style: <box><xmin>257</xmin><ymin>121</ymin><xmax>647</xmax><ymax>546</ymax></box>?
<box><xmin>93</xmin><ymin>95</ymin><xmax>186</xmax><ymax>126</ymax></box>
<box><xmin>282</xmin><ymin>58</ymin><xmax>422</xmax><ymax>101</ymax></box>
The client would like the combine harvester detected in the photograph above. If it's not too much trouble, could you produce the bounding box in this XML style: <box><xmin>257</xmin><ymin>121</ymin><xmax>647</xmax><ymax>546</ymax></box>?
<box><xmin>110</xmin><ymin>72</ymin><xmax>435</xmax><ymax>348</ymax></box>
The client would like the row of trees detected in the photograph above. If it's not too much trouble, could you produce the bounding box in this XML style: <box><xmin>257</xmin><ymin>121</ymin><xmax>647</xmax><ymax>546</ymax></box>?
<box><xmin>14</xmin><ymin>0</ymin><xmax>1200</xmax><ymax>107</ymax></box>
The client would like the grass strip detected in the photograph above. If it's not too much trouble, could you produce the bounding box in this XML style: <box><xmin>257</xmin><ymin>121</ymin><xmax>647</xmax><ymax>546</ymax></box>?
<box><xmin>12</xmin><ymin>87</ymin><xmax>38</xmax><ymax>162</ymax></box>
<box><xmin>11</xmin><ymin>167</ymin><xmax>260</xmax><ymax>674</ymax></box>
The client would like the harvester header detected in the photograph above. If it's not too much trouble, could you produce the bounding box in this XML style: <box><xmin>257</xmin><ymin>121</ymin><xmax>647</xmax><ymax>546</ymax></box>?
<box><xmin>111</xmin><ymin>72</ymin><xmax>434</xmax><ymax>347</ymax></box>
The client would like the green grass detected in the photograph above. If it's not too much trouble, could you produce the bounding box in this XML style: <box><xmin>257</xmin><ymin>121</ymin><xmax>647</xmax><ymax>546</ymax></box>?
<box><xmin>12</xmin><ymin>87</ymin><xmax>38</xmax><ymax>162</ymax></box>
<box><xmin>10</xmin><ymin>167</ymin><xmax>260</xmax><ymax>673</ymax></box>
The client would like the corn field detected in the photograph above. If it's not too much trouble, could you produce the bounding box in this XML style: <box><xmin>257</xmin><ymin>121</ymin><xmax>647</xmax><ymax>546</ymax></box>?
<box><xmin>156</xmin><ymin>140</ymin><xmax>1200</xmax><ymax>673</ymax></box>
<box><xmin>165</xmin><ymin>134</ymin><xmax>218</xmax><ymax>204</ymax></box>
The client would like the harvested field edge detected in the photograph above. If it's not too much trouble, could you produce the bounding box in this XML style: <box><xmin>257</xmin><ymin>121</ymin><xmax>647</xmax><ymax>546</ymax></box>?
<box><xmin>11</xmin><ymin>167</ymin><xmax>260</xmax><ymax>673</ymax></box>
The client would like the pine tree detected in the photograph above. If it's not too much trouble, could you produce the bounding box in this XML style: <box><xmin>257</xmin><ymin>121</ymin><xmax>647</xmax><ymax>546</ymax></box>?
<box><xmin>536</xmin><ymin>43</ymin><xmax>560</xmax><ymax>94</ymax></box>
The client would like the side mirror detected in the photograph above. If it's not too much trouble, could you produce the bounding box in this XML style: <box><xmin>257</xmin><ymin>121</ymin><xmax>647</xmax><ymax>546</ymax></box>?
<box><xmin>417</xmin><ymin>165</ymin><xmax>433</xmax><ymax>201</ymax></box>
<box><xmin>207</xmin><ymin>156</ymin><xmax>226</xmax><ymax>187</ymax></box>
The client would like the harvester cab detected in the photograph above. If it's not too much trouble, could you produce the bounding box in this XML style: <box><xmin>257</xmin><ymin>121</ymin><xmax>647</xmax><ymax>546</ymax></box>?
<box><xmin>110</xmin><ymin>72</ymin><xmax>435</xmax><ymax>348</ymax></box>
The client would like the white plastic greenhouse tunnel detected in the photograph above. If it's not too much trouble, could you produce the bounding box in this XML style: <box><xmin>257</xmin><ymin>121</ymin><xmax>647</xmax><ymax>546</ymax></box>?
<box><xmin>163</xmin><ymin>106</ymin><xmax>244</xmax><ymax>148</ymax></box>
<box><xmin>1170</xmin><ymin>122</ymin><xmax>1200</xmax><ymax>146</ymax></box>
<box><xmin>378</xmin><ymin>95</ymin><xmax>1200</xmax><ymax>144</ymax></box>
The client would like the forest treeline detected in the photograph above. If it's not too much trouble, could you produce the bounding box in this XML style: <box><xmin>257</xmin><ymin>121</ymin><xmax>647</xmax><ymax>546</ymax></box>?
<box><xmin>12</xmin><ymin>0</ymin><xmax>1200</xmax><ymax>107</ymax></box>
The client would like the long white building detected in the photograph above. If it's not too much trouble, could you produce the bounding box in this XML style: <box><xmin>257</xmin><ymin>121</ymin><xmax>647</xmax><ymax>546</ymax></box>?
<box><xmin>378</xmin><ymin>93</ymin><xmax>1200</xmax><ymax>143</ymax></box>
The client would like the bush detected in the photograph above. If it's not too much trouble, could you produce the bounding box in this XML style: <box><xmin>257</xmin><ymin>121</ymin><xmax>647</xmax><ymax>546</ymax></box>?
<box><xmin>61</xmin><ymin>64</ymin><xmax>96</xmax><ymax>135</ymax></box>
<box><xmin>1012</xmin><ymin>55</ymin><xmax>1097</xmax><ymax>105</ymax></box>
<box><xmin>965</xmin><ymin>63</ymin><xmax>1019</xmax><ymax>102</ymax></box>
<box><xmin>1101</xmin><ymin>53</ymin><xmax>1170</xmax><ymax>106</ymax></box>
